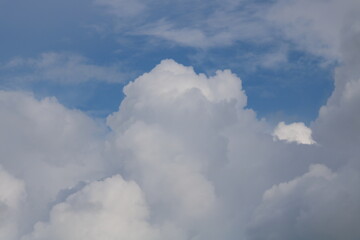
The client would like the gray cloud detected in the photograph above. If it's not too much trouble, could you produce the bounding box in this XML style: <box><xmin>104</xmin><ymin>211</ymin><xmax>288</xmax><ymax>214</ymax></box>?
<box><xmin>266</xmin><ymin>0</ymin><xmax>360</xmax><ymax>62</ymax></box>
<box><xmin>247</xmin><ymin>164</ymin><xmax>360</xmax><ymax>240</ymax></box>
<box><xmin>0</xmin><ymin>166</ymin><xmax>25</xmax><ymax>240</ymax></box>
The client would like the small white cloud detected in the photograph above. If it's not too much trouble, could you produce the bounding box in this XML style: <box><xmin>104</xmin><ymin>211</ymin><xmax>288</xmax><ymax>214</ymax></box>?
<box><xmin>273</xmin><ymin>121</ymin><xmax>316</xmax><ymax>145</ymax></box>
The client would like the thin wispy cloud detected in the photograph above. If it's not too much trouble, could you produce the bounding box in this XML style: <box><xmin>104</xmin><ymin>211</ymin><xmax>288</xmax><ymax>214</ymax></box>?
<box><xmin>95</xmin><ymin>0</ymin><xmax>272</xmax><ymax>48</ymax></box>
<box><xmin>1</xmin><ymin>52</ymin><xmax>126</xmax><ymax>84</ymax></box>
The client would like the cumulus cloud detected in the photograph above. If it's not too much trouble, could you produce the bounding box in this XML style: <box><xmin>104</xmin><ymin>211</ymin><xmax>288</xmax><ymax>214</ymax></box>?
<box><xmin>0</xmin><ymin>90</ymin><xmax>108</xmax><ymax>239</ymax></box>
<box><xmin>1</xmin><ymin>52</ymin><xmax>126</xmax><ymax>84</ymax></box>
<box><xmin>0</xmin><ymin>166</ymin><xmax>25</xmax><ymax>240</ymax></box>
<box><xmin>273</xmin><ymin>121</ymin><xmax>316</xmax><ymax>145</ymax></box>
<box><xmin>247</xmin><ymin>164</ymin><xmax>360</xmax><ymax>240</ymax></box>
<box><xmin>105</xmin><ymin>59</ymin><xmax>250</xmax><ymax>236</ymax></box>
<box><xmin>0</xmin><ymin>0</ymin><xmax>359</xmax><ymax>239</ymax></box>
<box><xmin>0</xmin><ymin>56</ymin><xmax>359</xmax><ymax>240</ymax></box>
<box><xmin>22</xmin><ymin>175</ymin><xmax>161</xmax><ymax>240</ymax></box>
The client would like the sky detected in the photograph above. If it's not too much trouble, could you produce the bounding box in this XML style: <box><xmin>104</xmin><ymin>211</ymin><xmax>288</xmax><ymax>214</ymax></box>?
<box><xmin>0</xmin><ymin>0</ymin><xmax>359</xmax><ymax>240</ymax></box>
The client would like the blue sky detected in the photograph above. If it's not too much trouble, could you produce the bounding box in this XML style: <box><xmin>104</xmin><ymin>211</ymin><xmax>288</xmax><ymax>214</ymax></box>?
<box><xmin>0</xmin><ymin>0</ymin><xmax>334</xmax><ymax>123</ymax></box>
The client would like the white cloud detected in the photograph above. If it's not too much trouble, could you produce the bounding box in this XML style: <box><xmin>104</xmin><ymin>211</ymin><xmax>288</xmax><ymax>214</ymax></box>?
<box><xmin>117</xmin><ymin>59</ymin><xmax>246</xmax><ymax>104</ymax></box>
<box><xmin>273</xmin><ymin>121</ymin><xmax>316</xmax><ymax>145</ymax></box>
<box><xmin>0</xmin><ymin>166</ymin><xmax>25</xmax><ymax>209</ymax></box>
<box><xmin>266</xmin><ymin>0</ymin><xmax>360</xmax><ymax>61</ymax></box>
<box><xmin>94</xmin><ymin>0</ymin><xmax>271</xmax><ymax>48</ymax></box>
<box><xmin>0</xmin><ymin>91</ymin><xmax>109</xmax><ymax>238</ymax></box>
<box><xmin>0</xmin><ymin>0</ymin><xmax>356</xmax><ymax>238</ymax></box>
<box><xmin>104</xmin><ymin>59</ymin><xmax>359</xmax><ymax>239</ymax></box>
<box><xmin>247</xmin><ymin>164</ymin><xmax>360</xmax><ymax>240</ymax></box>
<box><xmin>0</xmin><ymin>166</ymin><xmax>26</xmax><ymax>240</ymax></box>
<box><xmin>137</xmin><ymin>21</ymin><xmax>210</xmax><ymax>48</ymax></box>
<box><xmin>1</xmin><ymin>52</ymin><xmax>126</xmax><ymax>84</ymax></box>
<box><xmin>105</xmin><ymin>59</ymin><xmax>250</xmax><ymax>233</ymax></box>
<box><xmin>22</xmin><ymin>175</ymin><xmax>161</xmax><ymax>240</ymax></box>
<box><xmin>256</xmin><ymin>47</ymin><xmax>288</xmax><ymax>69</ymax></box>
<box><xmin>94</xmin><ymin>0</ymin><xmax>146</xmax><ymax>18</ymax></box>
<box><xmin>93</xmin><ymin>0</ymin><xmax>360</xmax><ymax>68</ymax></box>
<box><xmin>0</xmin><ymin>57</ymin><xmax>360</xmax><ymax>239</ymax></box>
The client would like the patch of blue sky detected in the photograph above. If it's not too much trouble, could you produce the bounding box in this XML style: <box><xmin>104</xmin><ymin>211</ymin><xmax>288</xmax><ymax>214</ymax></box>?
<box><xmin>243</xmin><ymin>55</ymin><xmax>334</xmax><ymax>124</ymax></box>
<box><xmin>29</xmin><ymin>81</ymin><xmax>125</xmax><ymax>119</ymax></box>
<box><xmin>0</xmin><ymin>0</ymin><xmax>110</xmax><ymax>60</ymax></box>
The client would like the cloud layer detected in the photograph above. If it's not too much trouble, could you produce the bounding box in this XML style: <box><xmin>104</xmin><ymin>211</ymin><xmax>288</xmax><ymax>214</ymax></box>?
<box><xmin>1</xmin><ymin>1</ymin><xmax>360</xmax><ymax>239</ymax></box>
<box><xmin>0</xmin><ymin>55</ymin><xmax>359</xmax><ymax>239</ymax></box>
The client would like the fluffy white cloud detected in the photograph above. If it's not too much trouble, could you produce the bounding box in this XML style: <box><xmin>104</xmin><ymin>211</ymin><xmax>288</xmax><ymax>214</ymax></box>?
<box><xmin>22</xmin><ymin>175</ymin><xmax>161</xmax><ymax>240</ymax></box>
<box><xmin>119</xmin><ymin>59</ymin><xmax>246</xmax><ymax>104</ymax></box>
<box><xmin>0</xmin><ymin>0</ymin><xmax>357</xmax><ymax>238</ymax></box>
<box><xmin>0</xmin><ymin>56</ymin><xmax>360</xmax><ymax>240</ymax></box>
<box><xmin>0</xmin><ymin>166</ymin><xmax>26</xmax><ymax>240</ymax></box>
<box><xmin>273</xmin><ymin>121</ymin><xmax>316</xmax><ymax>145</ymax></box>
<box><xmin>105</xmin><ymin>59</ymin><xmax>347</xmax><ymax>240</ymax></box>
<box><xmin>1</xmin><ymin>52</ymin><xmax>126</xmax><ymax>84</ymax></box>
<box><xmin>106</xmin><ymin>59</ymin><xmax>250</xmax><ymax>235</ymax></box>
<box><xmin>0</xmin><ymin>91</ymin><xmax>109</xmax><ymax>238</ymax></box>
<box><xmin>0</xmin><ymin>166</ymin><xmax>25</xmax><ymax>210</ymax></box>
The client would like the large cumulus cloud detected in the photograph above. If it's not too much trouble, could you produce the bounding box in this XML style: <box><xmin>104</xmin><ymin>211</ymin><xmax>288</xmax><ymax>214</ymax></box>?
<box><xmin>0</xmin><ymin>54</ymin><xmax>359</xmax><ymax>240</ymax></box>
<box><xmin>0</xmin><ymin>91</ymin><xmax>109</xmax><ymax>239</ymax></box>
